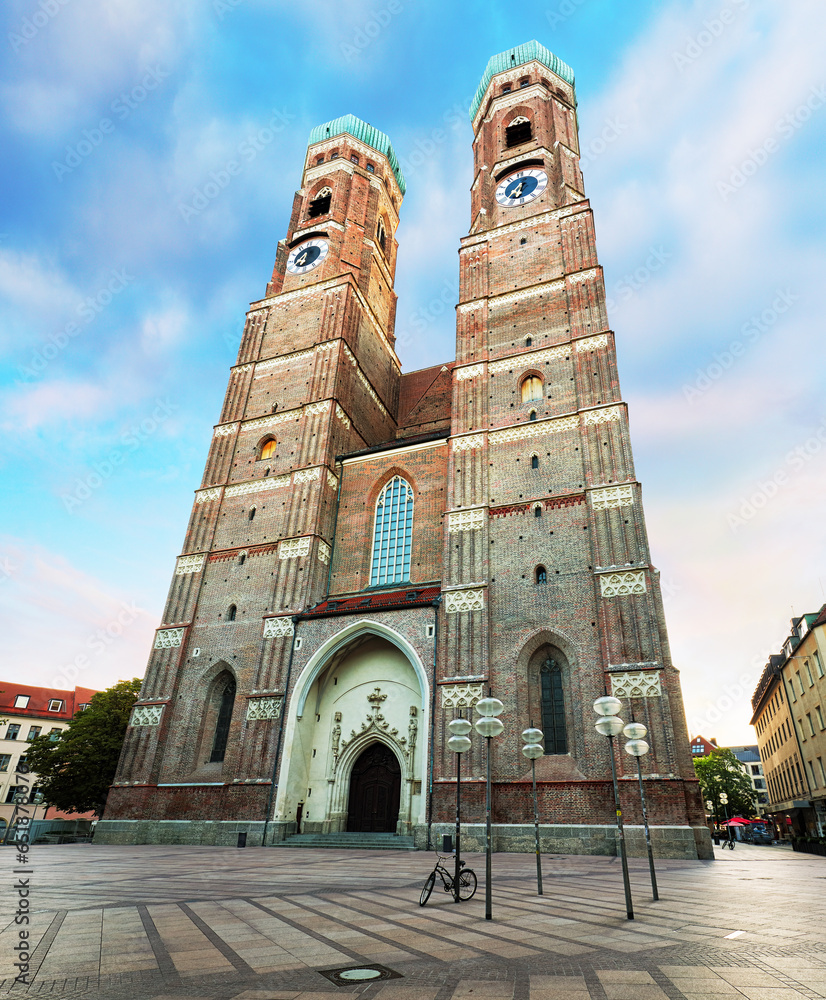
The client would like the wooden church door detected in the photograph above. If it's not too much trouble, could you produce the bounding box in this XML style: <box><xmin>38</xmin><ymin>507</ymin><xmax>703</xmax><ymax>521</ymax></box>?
<box><xmin>346</xmin><ymin>743</ymin><xmax>401</xmax><ymax>833</ymax></box>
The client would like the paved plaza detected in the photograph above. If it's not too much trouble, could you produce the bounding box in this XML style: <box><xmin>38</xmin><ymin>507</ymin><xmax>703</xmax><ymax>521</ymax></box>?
<box><xmin>1</xmin><ymin>841</ymin><xmax>825</xmax><ymax>1000</ymax></box>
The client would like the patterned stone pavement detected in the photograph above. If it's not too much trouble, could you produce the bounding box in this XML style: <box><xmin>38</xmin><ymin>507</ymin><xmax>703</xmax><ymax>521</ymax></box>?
<box><xmin>1</xmin><ymin>841</ymin><xmax>824</xmax><ymax>1000</ymax></box>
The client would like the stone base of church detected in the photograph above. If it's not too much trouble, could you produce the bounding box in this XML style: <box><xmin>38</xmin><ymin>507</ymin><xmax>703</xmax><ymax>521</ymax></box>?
<box><xmin>94</xmin><ymin>818</ymin><xmax>712</xmax><ymax>858</ymax></box>
<box><xmin>419</xmin><ymin>822</ymin><xmax>714</xmax><ymax>860</ymax></box>
<box><xmin>93</xmin><ymin>819</ymin><xmax>297</xmax><ymax>847</ymax></box>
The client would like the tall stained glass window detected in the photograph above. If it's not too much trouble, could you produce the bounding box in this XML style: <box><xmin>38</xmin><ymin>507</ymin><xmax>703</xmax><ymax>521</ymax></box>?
<box><xmin>370</xmin><ymin>476</ymin><xmax>413</xmax><ymax>586</ymax></box>
<box><xmin>540</xmin><ymin>656</ymin><xmax>567</xmax><ymax>754</ymax></box>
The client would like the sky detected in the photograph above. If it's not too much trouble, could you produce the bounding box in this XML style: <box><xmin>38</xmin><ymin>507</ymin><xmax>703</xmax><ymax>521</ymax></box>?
<box><xmin>1</xmin><ymin>0</ymin><xmax>825</xmax><ymax>747</ymax></box>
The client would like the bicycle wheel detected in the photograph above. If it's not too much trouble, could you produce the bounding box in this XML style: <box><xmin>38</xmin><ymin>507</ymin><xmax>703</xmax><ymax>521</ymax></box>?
<box><xmin>458</xmin><ymin>867</ymin><xmax>477</xmax><ymax>900</ymax></box>
<box><xmin>419</xmin><ymin>871</ymin><xmax>436</xmax><ymax>906</ymax></box>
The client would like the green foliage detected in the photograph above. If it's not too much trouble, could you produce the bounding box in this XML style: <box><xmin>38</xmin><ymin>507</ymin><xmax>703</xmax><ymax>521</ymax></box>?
<box><xmin>694</xmin><ymin>748</ymin><xmax>758</xmax><ymax>819</ymax></box>
<box><xmin>25</xmin><ymin>678</ymin><xmax>142</xmax><ymax>816</ymax></box>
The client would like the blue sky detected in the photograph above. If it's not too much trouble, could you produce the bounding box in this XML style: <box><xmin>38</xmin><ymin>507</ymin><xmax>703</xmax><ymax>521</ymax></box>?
<box><xmin>2</xmin><ymin>0</ymin><xmax>825</xmax><ymax>745</ymax></box>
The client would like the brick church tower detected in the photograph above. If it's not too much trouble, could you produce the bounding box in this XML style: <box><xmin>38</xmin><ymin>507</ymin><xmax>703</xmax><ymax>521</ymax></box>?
<box><xmin>99</xmin><ymin>43</ymin><xmax>711</xmax><ymax>860</ymax></box>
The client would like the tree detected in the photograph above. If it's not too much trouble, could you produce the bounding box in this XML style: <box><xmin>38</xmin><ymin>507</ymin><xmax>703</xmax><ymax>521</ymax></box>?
<box><xmin>25</xmin><ymin>678</ymin><xmax>142</xmax><ymax>816</ymax></box>
<box><xmin>694</xmin><ymin>748</ymin><xmax>757</xmax><ymax>820</ymax></box>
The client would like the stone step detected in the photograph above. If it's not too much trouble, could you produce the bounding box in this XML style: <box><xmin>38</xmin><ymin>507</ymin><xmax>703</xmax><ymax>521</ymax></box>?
<box><xmin>276</xmin><ymin>832</ymin><xmax>417</xmax><ymax>850</ymax></box>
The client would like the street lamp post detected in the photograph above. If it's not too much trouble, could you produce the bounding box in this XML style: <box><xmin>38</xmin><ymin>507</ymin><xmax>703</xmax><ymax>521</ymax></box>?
<box><xmin>719</xmin><ymin>791</ymin><xmax>731</xmax><ymax>846</ymax></box>
<box><xmin>474</xmin><ymin>694</ymin><xmax>504</xmax><ymax>921</ymax></box>
<box><xmin>593</xmin><ymin>695</ymin><xmax>634</xmax><ymax>920</ymax></box>
<box><xmin>623</xmin><ymin>723</ymin><xmax>658</xmax><ymax>901</ymax></box>
<box><xmin>521</xmin><ymin>724</ymin><xmax>544</xmax><ymax>895</ymax></box>
<box><xmin>447</xmin><ymin>717</ymin><xmax>472</xmax><ymax>903</ymax></box>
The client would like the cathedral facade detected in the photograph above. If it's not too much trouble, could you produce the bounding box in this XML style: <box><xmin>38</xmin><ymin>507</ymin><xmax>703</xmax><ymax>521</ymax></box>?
<box><xmin>98</xmin><ymin>41</ymin><xmax>712</xmax><ymax>860</ymax></box>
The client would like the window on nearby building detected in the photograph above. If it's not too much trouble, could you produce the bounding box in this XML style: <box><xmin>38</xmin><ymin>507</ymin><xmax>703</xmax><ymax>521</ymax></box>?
<box><xmin>529</xmin><ymin>410</ymin><xmax>537</xmax><ymax>421</ymax></box>
<box><xmin>815</xmin><ymin>650</ymin><xmax>824</xmax><ymax>678</ymax></box>
<box><xmin>790</xmin><ymin>682</ymin><xmax>797</xmax><ymax>702</ymax></box>
<box><xmin>227</xmin><ymin>604</ymin><xmax>237</xmax><ymax>622</ymax></box>
<box><xmin>259</xmin><ymin>437</ymin><xmax>277</xmax><ymax>461</ymax></box>
<box><xmin>521</xmin><ymin>375</ymin><xmax>543</xmax><ymax>402</ymax></box>
<box><xmin>48</xmin><ymin>699</ymin><xmax>63</xmax><ymax>712</ymax></box>
<box><xmin>754</xmin><ymin>777</ymin><xmax>765</xmax><ymax>789</ymax></box>
<box><xmin>377</xmin><ymin>219</ymin><xmax>386</xmax><ymax>254</ymax></box>
<box><xmin>78</xmin><ymin>703</ymin><xmax>90</xmax><ymax>711</ymax></box>
<box><xmin>308</xmin><ymin>187</ymin><xmax>331</xmax><ymax>217</ymax></box>
<box><xmin>816</xmin><ymin>705</ymin><xmax>825</xmax><ymax>730</ymax></box>
<box><xmin>799</xmin><ymin>720</ymin><xmax>805</xmax><ymax>741</ymax></box>
<box><xmin>505</xmin><ymin>116</ymin><xmax>532</xmax><ymax>147</ymax></box>
<box><xmin>366</xmin><ymin>162</ymin><xmax>375</xmax><ymax>173</ymax></box>
<box><xmin>14</xmin><ymin>696</ymin><xmax>29</xmax><ymax>709</ymax></box>
<box><xmin>501</xmin><ymin>84</ymin><xmax>512</xmax><ymax>93</ymax></box>
<box><xmin>248</xmin><ymin>507</ymin><xmax>256</xmax><ymax>521</ymax></box>
<box><xmin>519</xmin><ymin>77</ymin><xmax>530</xmax><ymax>88</ymax></box>
<box><xmin>531</xmin><ymin>454</ymin><xmax>539</xmax><ymax>469</ymax></box>
<box><xmin>0</xmin><ymin>755</ymin><xmax>10</xmax><ymax>772</ymax></box>
<box><xmin>534</xmin><ymin>505</ymin><xmax>542</xmax><ymax>518</ymax></box>
<box><xmin>806</xmin><ymin>661</ymin><xmax>815</xmax><ymax>686</ymax></box>
<box><xmin>48</xmin><ymin>728</ymin><xmax>61</xmax><ymax>741</ymax></box>
<box><xmin>330</xmin><ymin>151</ymin><xmax>338</xmax><ymax>159</ymax></box>
<box><xmin>370</xmin><ymin>476</ymin><xmax>414</xmax><ymax>586</ymax></box>
<box><xmin>525</xmin><ymin>336</ymin><xmax>532</xmax><ymax>346</ymax></box>
<box><xmin>797</xmin><ymin>672</ymin><xmax>805</xmax><ymax>695</ymax></box>
<box><xmin>5</xmin><ymin>725</ymin><xmax>19</xmax><ymax>741</ymax></box>
<box><xmin>350</xmin><ymin>154</ymin><xmax>359</xmax><ymax>164</ymax></box>
<box><xmin>238</xmin><ymin>553</ymin><xmax>246</xmax><ymax>566</ymax></box>
<box><xmin>209</xmin><ymin>676</ymin><xmax>236</xmax><ymax>763</ymax></box>
<box><xmin>26</xmin><ymin>727</ymin><xmax>41</xmax><ymax>741</ymax></box>
<box><xmin>535</xmin><ymin>566</ymin><xmax>547</xmax><ymax>584</ymax></box>
<box><xmin>808</xmin><ymin>713</ymin><xmax>816</xmax><ymax>736</ymax></box>
<box><xmin>819</xmin><ymin>757</ymin><xmax>826</xmax><ymax>786</ymax></box>
<box><xmin>540</xmin><ymin>654</ymin><xmax>567</xmax><ymax>754</ymax></box>
<box><xmin>751</xmin><ymin>764</ymin><xmax>760</xmax><ymax>775</ymax></box>
<box><xmin>809</xmin><ymin>761</ymin><xmax>818</xmax><ymax>788</ymax></box>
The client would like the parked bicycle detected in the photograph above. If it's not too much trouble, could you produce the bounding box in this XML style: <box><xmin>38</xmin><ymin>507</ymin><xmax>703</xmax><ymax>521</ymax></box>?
<box><xmin>419</xmin><ymin>854</ymin><xmax>478</xmax><ymax>905</ymax></box>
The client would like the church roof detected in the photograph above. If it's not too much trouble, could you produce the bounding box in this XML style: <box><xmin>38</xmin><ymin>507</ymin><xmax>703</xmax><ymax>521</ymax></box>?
<box><xmin>308</xmin><ymin>114</ymin><xmax>406</xmax><ymax>195</ymax></box>
<box><xmin>470</xmin><ymin>40</ymin><xmax>576</xmax><ymax>120</ymax></box>
<box><xmin>301</xmin><ymin>586</ymin><xmax>441</xmax><ymax>619</ymax></box>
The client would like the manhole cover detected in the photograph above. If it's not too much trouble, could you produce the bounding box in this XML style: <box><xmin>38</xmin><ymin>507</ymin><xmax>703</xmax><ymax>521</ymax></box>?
<box><xmin>319</xmin><ymin>963</ymin><xmax>402</xmax><ymax>986</ymax></box>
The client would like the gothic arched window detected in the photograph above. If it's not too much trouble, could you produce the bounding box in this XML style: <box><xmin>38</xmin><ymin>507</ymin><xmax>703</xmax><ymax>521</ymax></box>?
<box><xmin>506</xmin><ymin>116</ymin><xmax>532</xmax><ymax>147</ymax></box>
<box><xmin>377</xmin><ymin>219</ymin><xmax>387</xmax><ymax>254</ymax></box>
<box><xmin>535</xmin><ymin>566</ymin><xmax>547</xmax><ymax>584</ymax></box>
<box><xmin>259</xmin><ymin>437</ymin><xmax>277</xmax><ymax>461</ymax></box>
<box><xmin>227</xmin><ymin>604</ymin><xmax>237</xmax><ymax>621</ymax></box>
<box><xmin>209</xmin><ymin>676</ymin><xmax>236</xmax><ymax>763</ymax></box>
<box><xmin>540</xmin><ymin>655</ymin><xmax>567</xmax><ymax>754</ymax></box>
<box><xmin>308</xmin><ymin>187</ymin><xmax>331</xmax><ymax>217</ymax></box>
<box><xmin>521</xmin><ymin>375</ymin><xmax>543</xmax><ymax>402</ymax></box>
<box><xmin>370</xmin><ymin>476</ymin><xmax>414</xmax><ymax>586</ymax></box>
<box><xmin>531</xmin><ymin>454</ymin><xmax>539</xmax><ymax>469</ymax></box>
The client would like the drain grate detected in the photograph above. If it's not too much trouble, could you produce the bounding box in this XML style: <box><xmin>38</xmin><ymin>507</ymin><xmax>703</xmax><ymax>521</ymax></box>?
<box><xmin>319</xmin><ymin>963</ymin><xmax>403</xmax><ymax>986</ymax></box>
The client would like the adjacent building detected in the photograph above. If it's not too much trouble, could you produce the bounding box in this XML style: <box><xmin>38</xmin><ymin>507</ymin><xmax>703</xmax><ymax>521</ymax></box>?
<box><xmin>0</xmin><ymin>683</ymin><xmax>99</xmax><ymax>831</ymax></box>
<box><xmin>751</xmin><ymin>605</ymin><xmax>826</xmax><ymax>837</ymax></box>
<box><xmin>98</xmin><ymin>40</ymin><xmax>710</xmax><ymax>859</ymax></box>
<box><xmin>728</xmin><ymin>745</ymin><xmax>768</xmax><ymax>815</ymax></box>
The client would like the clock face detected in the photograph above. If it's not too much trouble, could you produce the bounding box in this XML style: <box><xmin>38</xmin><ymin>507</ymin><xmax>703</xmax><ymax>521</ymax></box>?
<box><xmin>495</xmin><ymin>168</ymin><xmax>548</xmax><ymax>208</ymax></box>
<box><xmin>287</xmin><ymin>238</ymin><xmax>329</xmax><ymax>274</ymax></box>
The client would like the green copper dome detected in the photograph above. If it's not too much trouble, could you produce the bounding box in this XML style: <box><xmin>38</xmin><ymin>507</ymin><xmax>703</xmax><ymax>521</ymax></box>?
<box><xmin>470</xmin><ymin>41</ymin><xmax>575</xmax><ymax>120</ymax></box>
<box><xmin>308</xmin><ymin>114</ymin><xmax>406</xmax><ymax>196</ymax></box>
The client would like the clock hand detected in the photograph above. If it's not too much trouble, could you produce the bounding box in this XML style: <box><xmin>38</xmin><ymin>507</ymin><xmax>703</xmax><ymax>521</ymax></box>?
<box><xmin>510</xmin><ymin>181</ymin><xmax>525</xmax><ymax>198</ymax></box>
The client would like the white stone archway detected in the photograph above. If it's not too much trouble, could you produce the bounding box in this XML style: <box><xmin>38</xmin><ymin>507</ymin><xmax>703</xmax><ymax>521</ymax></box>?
<box><xmin>274</xmin><ymin>619</ymin><xmax>429</xmax><ymax>836</ymax></box>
